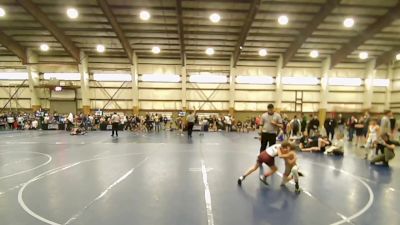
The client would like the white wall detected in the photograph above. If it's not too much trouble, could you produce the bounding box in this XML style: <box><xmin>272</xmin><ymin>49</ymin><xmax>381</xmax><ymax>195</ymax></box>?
<box><xmin>0</xmin><ymin>56</ymin><xmax>394</xmax><ymax>114</ymax></box>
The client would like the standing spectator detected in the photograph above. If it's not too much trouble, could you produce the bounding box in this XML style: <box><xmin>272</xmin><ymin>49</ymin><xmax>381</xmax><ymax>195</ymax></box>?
<box><xmin>111</xmin><ymin>112</ymin><xmax>120</xmax><ymax>137</ymax></box>
<box><xmin>154</xmin><ymin>113</ymin><xmax>161</xmax><ymax>132</ymax></box>
<box><xmin>308</xmin><ymin>115</ymin><xmax>320</xmax><ymax>136</ymax></box>
<box><xmin>388</xmin><ymin>111</ymin><xmax>397</xmax><ymax>138</ymax></box>
<box><xmin>337</xmin><ymin>113</ymin><xmax>346</xmax><ymax>136</ymax></box>
<box><xmin>163</xmin><ymin>115</ymin><xmax>168</xmax><ymax>130</ymax></box>
<box><xmin>300</xmin><ymin>113</ymin><xmax>307</xmax><ymax>133</ymax></box>
<box><xmin>225</xmin><ymin>115</ymin><xmax>232</xmax><ymax>132</ymax></box>
<box><xmin>355</xmin><ymin>116</ymin><xmax>365</xmax><ymax>148</ymax></box>
<box><xmin>187</xmin><ymin>108</ymin><xmax>196</xmax><ymax>138</ymax></box>
<box><xmin>363</xmin><ymin>112</ymin><xmax>370</xmax><ymax>141</ymax></box>
<box><xmin>259</xmin><ymin>104</ymin><xmax>283</xmax><ymax>152</ymax></box>
<box><xmin>347</xmin><ymin>115</ymin><xmax>357</xmax><ymax>142</ymax></box>
<box><xmin>289</xmin><ymin>115</ymin><xmax>301</xmax><ymax>137</ymax></box>
<box><xmin>324</xmin><ymin>114</ymin><xmax>337</xmax><ymax>141</ymax></box>
<box><xmin>7</xmin><ymin>114</ymin><xmax>15</xmax><ymax>130</ymax></box>
<box><xmin>380</xmin><ymin>110</ymin><xmax>391</xmax><ymax>135</ymax></box>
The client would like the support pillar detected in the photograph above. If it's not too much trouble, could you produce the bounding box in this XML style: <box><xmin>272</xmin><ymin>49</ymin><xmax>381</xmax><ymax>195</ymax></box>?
<box><xmin>275</xmin><ymin>55</ymin><xmax>283</xmax><ymax>112</ymax></box>
<box><xmin>181</xmin><ymin>65</ymin><xmax>187</xmax><ymax>112</ymax></box>
<box><xmin>78</xmin><ymin>51</ymin><xmax>91</xmax><ymax>115</ymax></box>
<box><xmin>229</xmin><ymin>56</ymin><xmax>235</xmax><ymax>115</ymax></box>
<box><xmin>131</xmin><ymin>52</ymin><xmax>139</xmax><ymax>115</ymax></box>
<box><xmin>385</xmin><ymin>63</ymin><xmax>393</xmax><ymax>110</ymax></box>
<box><xmin>26</xmin><ymin>49</ymin><xmax>41</xmax><ymax>112</ymax></box>
<box><xmin>319</xmin><ymin>56</ymin><xmax>330</xmax><ymax>127</ymax></box>
<box><xmin>363</xmin><ymin>59</ymin><xmax>376</xmax><ymax>111</ymax></box>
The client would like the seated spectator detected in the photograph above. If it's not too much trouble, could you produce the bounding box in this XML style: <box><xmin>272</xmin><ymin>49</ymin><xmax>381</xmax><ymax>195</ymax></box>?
<box><xmin>299</xmin><ymin>132</ymin><xmax>309</xmax><ymax>149</ymax></box>
<box><xmin>370</xmin><ymin>133</ymin><xmax>398</xmax><ymax>166</ymax></box>
<box><xmin>31</xmin><ymin>119</ymin><xmax>38</xmax><ymax>130</ymax></box>
<box><xmin>301</xmin><ymin>136</ymin><xmax>330</xmax><ymax>153</ymax></box>
<box><xmin>70</xmin><ymin>127</ymin><xmax>86</xmax><ymax>135</ymax></box>
<box><xmin>325</xmin><ymin>133</ymin><xmax>345</xmax><ymax>156</ymax></box>
<box><xmin>236</xmin><ymin>120</ymin><xmax>243</xmax><ymax>132</ymax></box>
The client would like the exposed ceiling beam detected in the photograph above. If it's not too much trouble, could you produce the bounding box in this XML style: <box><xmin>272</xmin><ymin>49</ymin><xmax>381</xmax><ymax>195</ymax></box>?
<box><xmin>232</xmin><ymin>0</ymin><xmax>261</xmax><ymax>67</ymax></box>
<box><xmin>97</xmin><ymin>0</ymin><xmax>133</xmax><ymax>63</ymax></box>
<box><xmin>176</xmin><ymin>0</ymin><xmax>186</xmax><ymax>66</ymax></box>
<box><xmin>375</xmin><ymin>48</ymin><xmax>400</xmax><ymax>68</ymax></box>
<box><xmin>282</xmin><ymin>0</ymin><xmax>340</xmax><ymax>66</ymax></box>
<box><xmin>16</xmin><ymin>0</ymin><xmax>80</xmax><ymax>62</ymax></box>
<box><xmin>330</xmin><ymin>2</ymin><xmax>400</xmax><ymax>68</ymax></box>
<box><xmin>0</xmin><ymin>30</ymin><xmax>27</xmax><ymax>63</ymax></box>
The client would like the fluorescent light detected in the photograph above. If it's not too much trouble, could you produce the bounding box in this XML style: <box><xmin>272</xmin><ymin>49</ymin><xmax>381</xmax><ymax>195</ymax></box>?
<box><xmin>96</xmin><ymin>45</ymin><xmax>105</xmax><ymax>53</ymax></box>
<box><xmin>259</xmin><ymin>49</ymin><xmax>267</xmax><ymax>57</ymax></box>
<box><xmin>343</xmin><ymin>18</ymin><xmax>354</xmax><ymax>28</ymax></box>
<box><xmin>282</xmin><ymin>77</ymin><xmax>320</xmax><ymax>85</ymax></box>
<box><xmin>236</xmin><ymin>76</ymin><xmax>274</xmax><ymax>85</ymax></box>
<box><xmin>359</xmin><ymin>52</ymin><xmax>368</xmax><ymax>60</ymax></box>
<box><xmin>189</xmin><ymin>74</ymin><xmax>227</xmax><ymax>83</ymax></box>
<box><xmin>152</xmin><ymin>46</ymin><xmax>161</xmax><ymax>54</ymax></box>
<box><xmin>40</xmin><ymin>44</ymin><xmax>49</xmax><ymax>52</ymax></box>
<box><xmin>278</xmin><ymin>15</ymin><xmax>289</xmax><ymax>25</ymax></box>
<box><xmin>54</xmin><ymin>86</ymin><xmax>62</xmax><ymax>92</ymax></box>
<box><xmin>0</xmin><ymin>7</ymin><xmax>5</xmax><ymax>17</ymax></box>
<box><xmin>141</xmin><ymin>74</ymin><xmax>180</xmax><ymax>83</ymax></box>
<box><xmin>67</xmin><ymin>8</ymin><xmax>78</xmax><ymax>19</ymax></box>
<box><xmin>205</xmin><ymin>48</ymin><xmax>215</xmax><ymax>55</ymax></box>
<box><xmin>310</xmin><ymin>50</ymin><xmax>319</xmax><ymax>58</ymax></box>
<box><xmin>396</xmin><ymin>53</ymin><xmax>400</xmax><ymax>61</ymax></box>
<box><xmin>0</xmin><ymin>72</ymin><xmax>28</xmax><ymax>80</ymax></box>
<box><xmin>140</xmin><ymin>10</ymin><xmax>151</xmax><ymax>21</ymax></box>
<box><xmin>93</xmin><ymin>73</ymin><xmax>132</xmax><ymax>82</ymax></box>
<box><xmin>43</xmin><ymin>73</ymin><xmax>80</xmax><ymax>81</ymax></box>
<box><xmin>209</xmin><ymin>13</ymin><xmax>221</xmax><ymax>23</ymax></box>
<box><xmin>328</xmin><ymin>77</ymin><xmax>362</xmax><ymax>86</ymax></box>
<box><xmin>372</xmin><ymin>78</ymin><xmax>389</xmax><ymax>87</ymax></box>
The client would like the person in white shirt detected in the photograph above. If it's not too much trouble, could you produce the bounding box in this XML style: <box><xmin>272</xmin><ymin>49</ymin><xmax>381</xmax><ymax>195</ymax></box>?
<box><xmin>31</xmin><ymin>120</ymin><xmax>38</xmax><ymax>130</ymax></box>
<box><xmin>111</xmin><ymin>112</ymin><xmax>121</xmax><ymax>137</ymax></box>
<box><xmin>237</xmin><ymin>142</ymin><xmax>292</xmax><ymax>186</ymax></box>
<box><xmin>325</xmin><ymin>133</ymin><xmax>345</xmax><ymax>156</ymax></box>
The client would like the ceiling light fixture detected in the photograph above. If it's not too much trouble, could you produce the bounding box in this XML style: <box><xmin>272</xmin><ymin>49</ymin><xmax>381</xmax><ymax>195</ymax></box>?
<box><xmin>140</xmin><ymin>10</ymin><xmax>151</xmax><ymax>21</ymax></box>
<box><xmin>343</xmin><ymin>17</ymin><xmax>354</xmax><ymax>28</ymax></box>
<box><xmin>66</xmin><ymin>8</ymin><xmax>79</xmax><ymax>19</ymax></box>
<box><xmin>40</xmin><ymin>44</ymin><xmax>49</xmax><ymax>52</ymax></box>
<box><xmin>209</xmin><ymin>13</ymin><xmax>221</xmax><ymax>23</ymax></box>
<box><xmin>359</xmin><ymin>52</ymin><xmax>368</xmax><ymax>60</ymax></box>
<box><xmin>96</xmin><ymin>44</ymin><xmax>105</xmax><ymax>53</ymax></box>
<box><xmin>0</xmin><ymin>7</ymin><xmax>5</xmax><ymax>17</ymax></box>
<box><xmin>310</xmin><ymin>50</ymin><xmax>319</xmax><ymax>58</ymax></box>
<box><xmin>278</xmin><ymin>15</ymin><xmax>289</xmax><ymax>25</ymax></box>
<box><xmin>205</xmin><ymin>47</ymin><xmax>215</xmax><ymax>55</ymax></box>
<box><xmin>259</xmin><ymin>49</ymin><xmax>267</xmax><ymax>57</ymax></box>
<box><xmin>152</xmin><ymin>46</ymin><xmax>161</xmax><ymax>54</ymax></box>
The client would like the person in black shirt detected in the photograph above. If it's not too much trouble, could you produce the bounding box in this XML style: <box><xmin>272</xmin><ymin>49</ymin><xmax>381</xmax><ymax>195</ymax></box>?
<box><xmin>324</xmin><ymin>114</ymin><xmax>337</xmax><ymax>141</ymax></box>
<box><xmin>307</xmin><ymin>115</ymin><xmax>320</xmax><ymax>136</ymax></box>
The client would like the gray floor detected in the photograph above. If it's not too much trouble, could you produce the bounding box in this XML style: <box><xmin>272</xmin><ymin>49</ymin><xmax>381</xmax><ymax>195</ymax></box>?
<box><xmin>0</xmin><ymin>130</ymin><xmax>399</xmax><ymax>225</ymax></box>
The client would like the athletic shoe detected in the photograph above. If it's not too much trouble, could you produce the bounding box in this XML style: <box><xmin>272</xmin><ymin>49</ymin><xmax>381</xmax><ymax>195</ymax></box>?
<box><xmin>259</xmin><ymin>175</ymin><xmax>268</xmax><ymax>185</ymax></box>
<box><xmin>295</xmin><ymin>182</ymin><xmax>300</xmax><ymax>193</ymax></box>
<box><xmin>237</xmin><ymin>176</ymin><xmax>244</xmax><ymax>186</ymax></box>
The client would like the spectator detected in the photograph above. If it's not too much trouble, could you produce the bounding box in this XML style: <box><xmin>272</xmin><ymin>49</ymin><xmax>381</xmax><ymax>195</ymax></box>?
<box><xmin>370</xmin><ymin>133</ymin><xmax>398</xmax><ymax>166</ymax></box>
<box><xmin>307</xmin><ymin>115</ymin><xmax>320</xmax><ymax>136</ymax></box>
<box><xmin>111</xmin><ymin>112</ymin><xmax>120</xmax><ymax>137</ymax></box>
<box><xmin>324</xmin><ymin>114</ymin><xmax>337</xmax><ymax>141</ymax></box>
